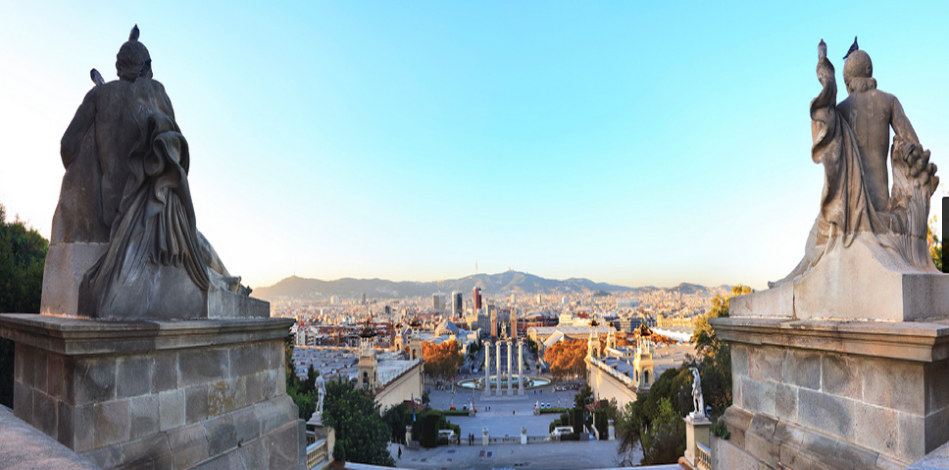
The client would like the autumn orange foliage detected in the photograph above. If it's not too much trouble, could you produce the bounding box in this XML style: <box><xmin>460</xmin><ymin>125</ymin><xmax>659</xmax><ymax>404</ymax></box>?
<box><xmin>543</xmin><ymin>339</ymin><xmax>588</xmax><ymax>382</ymax></box>
<box><xmin>421</xmin><ymin>340</ymin><xmax>464</xmax><ymax>381</ymax></box>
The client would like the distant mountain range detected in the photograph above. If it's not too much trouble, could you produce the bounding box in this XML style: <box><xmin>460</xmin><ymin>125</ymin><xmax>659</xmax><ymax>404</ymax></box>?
<box><xmin>252</xmin><ymin>270</ymin><xmax>727</xmax><ymax>301</ymax></box>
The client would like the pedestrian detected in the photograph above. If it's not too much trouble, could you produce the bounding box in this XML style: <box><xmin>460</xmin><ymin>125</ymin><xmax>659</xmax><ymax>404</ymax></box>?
<box><xmin>398</xmin><ymin>446</ymin><xmax>402</xmax><ymax>459</ymax></box>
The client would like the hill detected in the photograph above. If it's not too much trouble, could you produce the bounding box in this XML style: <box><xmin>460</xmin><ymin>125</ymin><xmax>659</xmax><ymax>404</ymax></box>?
<box><xmin>251</xmin><ymin>271</ymin><xmax>723</xmax><ymax>301</ymax></box>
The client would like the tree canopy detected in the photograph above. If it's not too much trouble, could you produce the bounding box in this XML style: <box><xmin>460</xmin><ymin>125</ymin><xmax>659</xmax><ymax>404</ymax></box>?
<box><xmin>543</xmin><ymin>339</ymin><xmax>587</xmax><ymax>382</ymax></box>
<box><xmin>0</xmin><ymin>203</ymin><xmax>49</xmax><ymax>408</ymax></box>
<box><xmin>323</xmin><ymin>379</ymin><xmax>396</xmax><ymax>467</ymax></box>
<box><xmin>421</xmin><ymin>340</ymin><xmax>464</xmax><ymax>381</ymax></box>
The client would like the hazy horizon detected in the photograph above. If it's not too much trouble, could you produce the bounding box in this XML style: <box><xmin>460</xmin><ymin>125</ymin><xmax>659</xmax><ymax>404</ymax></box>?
<box><xmin>3</xmin><ymin>1</ymin><xmax>948</xmax><ymax>291</ymax></box>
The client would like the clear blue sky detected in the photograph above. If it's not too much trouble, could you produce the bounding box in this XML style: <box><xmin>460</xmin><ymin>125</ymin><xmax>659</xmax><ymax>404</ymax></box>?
<box><xmin>2</xmin><ymin>1</ymin><xmax>948</xmax><ymax>290</ymax></box>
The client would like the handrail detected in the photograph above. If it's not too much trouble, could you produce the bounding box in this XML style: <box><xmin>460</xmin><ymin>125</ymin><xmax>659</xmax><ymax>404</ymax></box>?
<box><xmin>695</xmin><ymin>442</ymin><xmax>711</xmax><ymax>470</ymax></box>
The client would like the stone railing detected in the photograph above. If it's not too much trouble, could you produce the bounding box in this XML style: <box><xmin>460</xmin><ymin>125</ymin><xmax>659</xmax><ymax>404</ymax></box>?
<box><xmin>695</xmin><ymin>442</ymin><xmax>711</xmax><ymax>470</ymax></box>
<box><xmin>589</xmin><ymin>357</ymin><xmax>636</xmax><ymax>387</ymax></box>
<box><xmin>306</xmin><ymin>438</ymin><xmax>329</xmax><ymax>469</ymax></box>
<box><xmin>527</xmin><ymin>435</ymin><xmax>555</xmax><ymax>444</ymax></box>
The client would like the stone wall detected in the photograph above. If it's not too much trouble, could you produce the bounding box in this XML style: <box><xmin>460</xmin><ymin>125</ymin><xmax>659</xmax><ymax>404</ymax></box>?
<box><xmin>713</xmin><ymin>317</ymin><xmax>949</xmax><ymax>468</ymax></box>
<box><xmin>0</xmin><ymin>314</ymin><xmax>303</xmax><ymax>470</ymax></box>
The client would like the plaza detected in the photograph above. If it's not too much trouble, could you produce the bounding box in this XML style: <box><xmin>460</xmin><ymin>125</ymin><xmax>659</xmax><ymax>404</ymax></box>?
<box><xmin>389</xmin><ymin>378</ymin><xmax>644</xmax><ymax>469</ymax></box>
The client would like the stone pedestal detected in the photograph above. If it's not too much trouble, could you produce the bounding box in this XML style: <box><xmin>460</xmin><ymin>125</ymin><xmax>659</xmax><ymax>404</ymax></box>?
<box><xmin>684</xmin><ymin>413</ymin><xmax>711</xmax><ymax>465</ymax></box>
<box><xmin>711</xmin><ymin>316</ymin><xmax>949</xmax><ymax>469</ymax></box>
<box><xmin>520</xmin><ymin>427</ymin><xmax>527</xmax><ymax>445</ymax></box>
<box><xmin>608</xmin><ymin>419</ymin><xmax>615</xmax><ymax>441</ymax></box>
<box><xmin>482</xmin><ymin>428</ymin><xmax>489</xmax><ymax>446</ymax></box>
<box><xmin>0</xmin><ymin>314</ymin><xmax>303</xmax><ymax>470</ymax></box>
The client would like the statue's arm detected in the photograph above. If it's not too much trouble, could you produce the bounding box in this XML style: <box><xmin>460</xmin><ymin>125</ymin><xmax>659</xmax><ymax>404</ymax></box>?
<box><xmin>60</xmin><ymin>89</ymin><xmax>97</xmax><ymax>168</ymax></box>
<box><xmin>890</xmin><ymin>96</ymin><xmax>920</xmax><ymax>145</ymax></box>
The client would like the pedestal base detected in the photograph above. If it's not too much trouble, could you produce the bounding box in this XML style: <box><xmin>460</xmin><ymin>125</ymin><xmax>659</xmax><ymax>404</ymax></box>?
<box><xmin>733</xmin><ymin>237</ymin><xmax>949</xmax><ymax>322</ymax></box>
<box><xmin>711</xmin><ymin>316</ymin><xmax>949</xmax><ymax>468</ymax></box>
<box><xmin>684</xmin><ymin>414</ymin><xmax>711</xmax><ymax>465</ymax></box>
<box><xmin>0</xmin><ymin>314</ymin><xmax>303</xmax><ymax>470</ymax></box>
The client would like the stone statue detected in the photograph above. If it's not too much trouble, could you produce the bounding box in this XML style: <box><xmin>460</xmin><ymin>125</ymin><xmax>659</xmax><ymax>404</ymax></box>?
<box><xmin>690</xmin><ymin>367</ymin><xmax>704</xmax><ymax>417</ymax></box>
<box><xmin>315</xmin><ymin>373</ymin><xmax>326</xmax><ymax>415</ymax></box>
<box><xmin>771</xmin><ymin>39</ymin><xmax>938</xmax><ymax>287</ymax></box>
<box><xmin>47</xmin><ymin>25</ymin><xmax>252</xmax><ymax>319</ymax></box>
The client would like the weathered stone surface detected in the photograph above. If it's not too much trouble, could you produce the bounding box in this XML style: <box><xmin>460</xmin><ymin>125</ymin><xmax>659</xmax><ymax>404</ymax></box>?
<box><xmin>245</xmin><ymin>371</ymin><xmax>263</xmax><ymax>405</ymax></box>
<box><xmin>773</xmin><ymin>420</ymin><xmax>806</xmax><ymax>447</ymax></box>
<box><xmin>836</xmin><ymin>439</ymin><xmax>880</xmax><ymax>470</ymax></box>
<box><xmin>740</xmin><ymin>377</ymin><xmax>776</xmax><ymax>416</ymax></box>
<box><xmin>926</xmin><ymin>407</ymin><xmax>949</xmax><ymax>456</ymax></box>
<box><xmin>209</xmin><ymin>379</ymin><xmax>242</xmax><ymax>417</ymax></box>
<box><xmin>117</xmin><ymin>356</ymin><xmax>152</xmax><ymax>399</ymax></box>
<box><xmin>267</xmin><ymin>421</ymin><xmax>301</xmax><ymax>470</ymax></box>
<box><xmin>711</xmin><ymin>435</ymin><xmax>764</xmax><ymax>470</ymax></box>
<box><xmin>73</xmin><ymin>405</ymin><xmax>95</xmax><ymax>453</ymax></box>
<box><xmin>167</xmin><ymin>423</ymin><xmax>209</xmax><ymax>469</ymax></box>
<box><xmin>732</xmin><ymin>343</ymin><xmax>750</xmax><ymax>377</ymax></box>
<box><xmin>129</xmin><ymin>395</ymin><xmax>159</xmax><ymax>440</ymax></box>
<box><xmin>863</xmin><ymin>357</ymin><xmax>924</xmax><ymax>414</ymax></box>
<box><xmin>39</xmin><ymin>242</ymin><xmax>108</xmax><ymax>316</ymax></box>
<box><xmin>775</xmin><ymin>383</ymin><xmax>798</xmax><ymax>421</ymax></box>
<box><xmin>158</xmin><ymin>389</ymin><xmax>185</xmax><ymax>431</ymax></box>
<box><xmin>185</xmin><ymin>385</ymin><xmax>209</xmax><ymax>425</ymax></box>
<box><xmin>33</xmin><ymin>348</ymin><xmax>48</xmax><ymax>394</ymax></box>
<box><xmin>799</xmin><ymin>389</ymin><xmax>854</xmax><ymax>441</ymax></box>
<box><xmin>66</xmin><ymin>359</ymin><xmax>116</xmax><ymax>405</ymax></box>
<box><xmin>204</xmin><ymin>414</ymin><xmax>237</xmax><ymax>456</ymax></box>
<box><xmin>823</xmin><ymin>353</ymin><xmax>862</xmax><ymax>400</ymax></box>
<box><xmin>751</xmin><ymin>346</ymin><xmax>785</xmax><ymax>382</ymax></box>
<box><xmin>180</xmin><ymin>348</ymin><xmax>228</xmax><ymax>387</ymax></box>
<box><xmin>48</xmin><ymin>353</ymin><xmax>65</xmax><ymax>400</ymax></box>
<box><xmin>35</xmin><ymin>391</ymin><xmax>58</xmax><ymax>438</ymax></box>
<box><xmin>230</xmin><ymin>406</ymin><xmax>260</xmax><ymax>445</ymax></box>
<box><xmin>898</xmin><ymin>411</ymin><xmax>925</xmax><ymax>462</ymax></box>
<box><xmin>853</xmin><ymin>402</ymin><xmax>898</xmax><ymax>455</ymax></box>
<box><xmin>925</xmin><ymin>360</ymin><xmax>949</xmax><ymax>414</ymax></box>
<box><xmin>94</xmin><ymin>399</ymin><xmax>130</xmax><ymax>449</ymax></box>
<box><xmin>151</xmin><ymin>352</ymin><xmax>177</xmax><ymax>394</ymax></box>
<box><xmin>231</xmin><ymin>343</ymin><xmax>267</xmax><ymax>377</ymax></box>
<box><xmin>13</xmin><ymin>381</ymin><xmax>32</xmax><ymax>423</ymax></box>
<box><xmin>785</xmin><ymin>349</ymin><xmax>821</xmax><ymax>390</ymax></box>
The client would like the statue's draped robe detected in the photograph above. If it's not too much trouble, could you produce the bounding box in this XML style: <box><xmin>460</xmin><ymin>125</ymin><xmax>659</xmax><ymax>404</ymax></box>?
<box><xmin>773</xmin><ymin>58</ymin><xmax>937</xmax><ymax>286</ymax></box>
<box><xmin>75</xmin><ymin>79</ymin><xmax>209</xmax><ymax>318</ymax></box>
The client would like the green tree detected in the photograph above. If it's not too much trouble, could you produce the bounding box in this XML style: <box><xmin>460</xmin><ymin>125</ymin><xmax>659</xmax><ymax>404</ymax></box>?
<box><xmin>382</xmin><ymin>403</ymin><xmax>410</xmax><ymax>444</ymax></box>
<box><xmin>639</xmin><ymin>398</ymin><xmax>686</xmax><ymax>464</ymax></box>
<box><xmin>615</xmin><ymin>366</ymin><xmax>693</xmax><ymax>465</ymax></box>
<box><xmin>0</xmin><ymin>203</ymin><xmax>49</xmax><ymax>408</ymax></box>
<box><xmin>323</xmin><ymin>379</ymin><xmax>395</xmax><ymax>467</ymax></box>
<box><xmin>573</xmin><ymin>384</ymin><xmax>594</xmax><ymax>409</ymax></box>
<box><xmin>929</xmin><ymin>215</ymin><xmax>942</xmax><ymax>271</ymax></box>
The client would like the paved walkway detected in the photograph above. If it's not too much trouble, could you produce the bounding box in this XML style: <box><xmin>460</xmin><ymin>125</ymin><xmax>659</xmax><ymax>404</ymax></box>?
<box><xmin>389</xmin><ymin>440</ymin><xmax>643</xmax><ymax>470</ymax></box>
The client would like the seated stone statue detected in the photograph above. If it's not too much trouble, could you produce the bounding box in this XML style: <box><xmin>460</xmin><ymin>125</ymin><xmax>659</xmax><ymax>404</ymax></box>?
<box><xmin>771</xmin><ymin>42</ymin><xmax>938</xmax><ymax>287</ymax></box>
<box><xmin>48</xmin><ymin>26</ymin><xmax>251</xmax><ymax>319</ymax></box>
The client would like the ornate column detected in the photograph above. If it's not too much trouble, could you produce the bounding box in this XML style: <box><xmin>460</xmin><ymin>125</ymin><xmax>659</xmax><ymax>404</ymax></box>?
<box><xmin>495</xmin><ymin>341</ymin><xmax>501</xmax><ymax>396</ymax></box>
<box><xmin>507</xmin><ymin>340</ymin><xmax>513</xmax><ymax>395</ymax></box>
<box><xmin>518</xmin><ymin>340</ymin><xmax>525</xmax><ymax>395</ymax></box>
<box><xmin>483</xmin><ymin>341</ymin><xmax>491</xmax><ymax>398</ymax></box>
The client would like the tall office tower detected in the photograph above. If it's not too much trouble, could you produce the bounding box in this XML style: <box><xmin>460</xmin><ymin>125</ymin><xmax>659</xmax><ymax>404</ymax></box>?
<box><xmin>432</xmin><ymin>293</ymin><xmax>446</xmax><ymax>312</ymax></box>
<box><xmin>489</xmin><ymin>303</ymin><xmax>498</xmax><ymax>338</ymax></box>
<box><xmin>452</xmin><ymin>291</ymin><xmax>463</xmax><ymax>316</ymax></box>
<box><xmin>361</xmin><ymin>293</ymin><xmax>367</xmax><ymax>305</ymax></box>
<box><xmin>510</xmin><ymin>304</ymin><xmax>518</xmax><ymax>338</ymax></box>
<box><xmin>473</xmin><ymin>287</ymin><xmax>482</xmax><ymax>310</ymax></box>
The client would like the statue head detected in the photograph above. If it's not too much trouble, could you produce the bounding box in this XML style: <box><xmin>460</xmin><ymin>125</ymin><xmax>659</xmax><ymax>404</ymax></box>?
<box><xmin>115</xmin><ymin>27</ymin><xmax>152</xmax><ymax>82</ymax></box>
<box><xmin>843</xmin><ymin>49</ymin><xmax>876</xmax><ymax>94</ymax></box>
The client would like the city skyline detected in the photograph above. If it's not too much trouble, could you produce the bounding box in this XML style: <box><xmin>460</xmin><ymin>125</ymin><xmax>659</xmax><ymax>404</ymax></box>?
<box><xmin>2</xmin><ymin>1</ymin><xmax>949</xmax><ymax>291</ymax></box>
